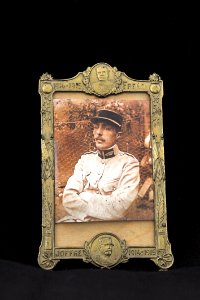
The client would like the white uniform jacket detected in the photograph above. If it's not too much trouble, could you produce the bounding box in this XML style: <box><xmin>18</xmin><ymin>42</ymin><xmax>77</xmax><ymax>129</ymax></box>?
<box><xmin>61</xmin><ymin>145</ymin><xmax>140</xmax><ymax>222</ymax></box>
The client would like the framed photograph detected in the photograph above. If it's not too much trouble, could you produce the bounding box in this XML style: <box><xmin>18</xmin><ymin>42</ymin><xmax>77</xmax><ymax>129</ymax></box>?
<box><xmin>38</xmin><ymin>63</ymin><xmax>174</xmax><ymax>269</ymax></box>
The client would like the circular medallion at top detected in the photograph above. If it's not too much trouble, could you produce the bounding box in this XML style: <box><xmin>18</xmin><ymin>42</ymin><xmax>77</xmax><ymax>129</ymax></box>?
<box><xmin>89</xmin><ymin>63</ymin><xmax>115</xmax><ymax>96</ymax></box>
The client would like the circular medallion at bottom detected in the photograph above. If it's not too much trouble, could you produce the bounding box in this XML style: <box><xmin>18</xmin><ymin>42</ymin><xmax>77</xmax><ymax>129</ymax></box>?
<box><xmin>90</xmin><ymin>233</ymin><xmax>122</xmax><ymax>268</ymax></box>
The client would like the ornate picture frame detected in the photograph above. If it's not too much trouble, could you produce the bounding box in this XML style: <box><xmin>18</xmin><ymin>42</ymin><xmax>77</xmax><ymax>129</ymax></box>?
<box><xmin>38</xmin><ymin>62</ymin><xmax>174</xmax><ymax>270</ymax></box>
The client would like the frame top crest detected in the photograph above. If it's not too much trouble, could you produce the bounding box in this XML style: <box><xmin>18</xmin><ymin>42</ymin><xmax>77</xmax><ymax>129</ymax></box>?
<box><xmin>39</xmin><ymin>62</ymin><xmax>162</xmax><ymax>97</ymax></box>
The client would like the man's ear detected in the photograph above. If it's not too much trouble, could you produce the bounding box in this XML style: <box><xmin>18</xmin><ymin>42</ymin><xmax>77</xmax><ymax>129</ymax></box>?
<box><xmin>116</xmin><ymin>132</ymin><xmax>122</xmax><ymax>139</ymax></box>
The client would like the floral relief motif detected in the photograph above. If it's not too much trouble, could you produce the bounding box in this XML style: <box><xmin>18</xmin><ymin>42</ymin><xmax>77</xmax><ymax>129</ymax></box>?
<box><xmin>41</xmin><ymin>95</ymin><xmax>52</xmax><ymax>128</ymax></box>
<box><xmin>41</xmin><ymin>140</ymin><xmax>54</xmax><ymax>180</ymax></box>
<box><xmin>40</xmin><ymin>73</ymin><xmax>53</xmax><ymax>81</ymax></box>
<box><xmin>38</xmin><ymin>251</ymin><xmax>59</xmax><ymax>270</ymax></box>
<box><xmin>152</xmin><ymin>247</ymin><xmax>174</xmax><ymax>269</ymax></box>
<box><xmin>152</xmin><ymin>96</ymin><xmax>162</xmax><ymax>121</ymax></box>
<box><xmin>112</xmin><ymin>67</ymin><xmax>123</xmax><ymax>94</ymax></box>
<box><xmin>82</xmin><ymin>67</ymin><xmax>93</xmax><ymax>93</ymax></box>
<box><xmin>120</xmin><ymin>240</ymin><xmax>129</xmax><ymax>264</ymax></box>
<box><xmin>149</xmin><ymin>73</ymin><xmax>161</xmax><ymax>82</ymax></box>
<box><xmin>83</xmin><ymin>242</ymin><xmax>92</xmax><ymax>263</ymax></box>
<box><xmin>42</xmin><ymin>182</ymin><xmax>53</xmax><ymax>233</ymax></box>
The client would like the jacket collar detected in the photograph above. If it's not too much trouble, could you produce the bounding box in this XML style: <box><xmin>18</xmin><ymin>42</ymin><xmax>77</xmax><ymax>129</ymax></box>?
<box><xmin>97</xmin><ymin>144</ymin><xmax>119</xmax><ymax>159</ymax></box>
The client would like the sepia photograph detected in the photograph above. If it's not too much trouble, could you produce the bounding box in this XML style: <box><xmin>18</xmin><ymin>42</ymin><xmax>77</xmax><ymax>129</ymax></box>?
<box><xmin>54</xmin><ymin>92</ymin><xmax>154</xmax><ymax>223</ymax></box>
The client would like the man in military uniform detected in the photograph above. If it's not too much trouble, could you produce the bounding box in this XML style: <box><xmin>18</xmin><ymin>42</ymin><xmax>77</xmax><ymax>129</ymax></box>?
<box><xmin>60</xmin><ymin>109</ymin><xmax>140</xmax><ymax>222</ymax></box>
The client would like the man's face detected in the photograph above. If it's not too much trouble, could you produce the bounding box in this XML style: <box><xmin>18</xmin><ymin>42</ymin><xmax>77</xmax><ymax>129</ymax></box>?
<box><xmin>93</xmin><ymin>122</ymin><xmax>119</xmax><ymax>150</ymax></box>
<box><xmin>99</xmin><ymin>240</ymin><xmax>113</xmax><ymax>256</ymax></box>
<box><xmin>96</xmin><ymin>67</ymin><xmax>109</xmax><ymax>81</ymax></box>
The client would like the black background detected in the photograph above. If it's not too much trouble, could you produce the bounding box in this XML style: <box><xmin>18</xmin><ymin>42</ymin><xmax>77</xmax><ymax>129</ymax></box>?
<box><xmin>0</xmin><ymin>1</ymin><xmax>199</xmax><ymax>298</ymax></box>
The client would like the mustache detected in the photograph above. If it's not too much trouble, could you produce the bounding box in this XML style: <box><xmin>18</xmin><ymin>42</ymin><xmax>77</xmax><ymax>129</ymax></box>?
<box><xmin>95</xmin><ymin>137</ymin><xmax>105</xmax><ymax>142</ymax></box>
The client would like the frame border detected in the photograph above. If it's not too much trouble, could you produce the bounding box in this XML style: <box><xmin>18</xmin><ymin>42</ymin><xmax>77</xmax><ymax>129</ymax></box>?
<box><xmin>38</xmin><ymin>62</ymin><xmax>174</xmax><ymax>270</ymax></box>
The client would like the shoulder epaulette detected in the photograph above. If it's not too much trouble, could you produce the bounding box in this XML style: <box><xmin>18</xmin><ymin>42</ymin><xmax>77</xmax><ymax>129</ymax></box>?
<box><xmin>122</xmin><ymin>152</ymin><xmax>137</xmax><ymax>159</ymax></box>
<box><xmin>82</xmin><ymin>151</ymin><xmax>97</xmax><ymax>156</ymax></box>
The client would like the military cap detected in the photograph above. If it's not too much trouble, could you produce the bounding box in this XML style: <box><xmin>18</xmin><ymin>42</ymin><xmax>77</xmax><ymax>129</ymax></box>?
<box><xmin>91</xmin><ymin>109</ymin><xmax>123</xmax><ymax>128</ymax></box>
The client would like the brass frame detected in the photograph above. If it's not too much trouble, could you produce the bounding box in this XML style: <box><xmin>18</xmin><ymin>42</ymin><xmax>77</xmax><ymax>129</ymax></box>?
<box><xmin>38</xmin><ymin>63</ymin><xmax>174</xmax><ymax>270</ymax></box>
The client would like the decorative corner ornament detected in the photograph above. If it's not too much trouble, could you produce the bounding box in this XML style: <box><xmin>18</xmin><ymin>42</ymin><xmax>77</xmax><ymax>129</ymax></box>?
<box><xmin>40</xmin><ymin>73</ymin><xmax>53</xmax><ymax>81</ymax></box>
<box><xmin>149</xmin><ymin>73</ymin><xmax>161</xmax><ymax>94</ymax></box>
<box><xmin>149</xmin><ymin>73</ymin><xmax>161</xmax><ymax>82</ymax></box>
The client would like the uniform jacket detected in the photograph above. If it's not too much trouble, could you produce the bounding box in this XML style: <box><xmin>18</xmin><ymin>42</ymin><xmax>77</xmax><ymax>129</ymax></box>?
<box><xmin>61</xmin><ymin>145</ymin><xmax>140</xmax><ymax>222</ymax></box>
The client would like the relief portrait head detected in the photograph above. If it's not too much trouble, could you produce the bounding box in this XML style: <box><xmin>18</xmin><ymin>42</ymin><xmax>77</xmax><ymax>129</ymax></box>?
<box><xmin>90</xmin><ymin>63</ymin><xmax>115</xmax><ymax>95</ymax></box>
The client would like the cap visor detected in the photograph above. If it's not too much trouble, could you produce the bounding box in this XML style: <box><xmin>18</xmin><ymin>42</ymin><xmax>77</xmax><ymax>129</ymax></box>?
<box><xmin>91</xmin><ymin>116</ymin><xmax>121</xmax><ymax>127</ymax></box>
